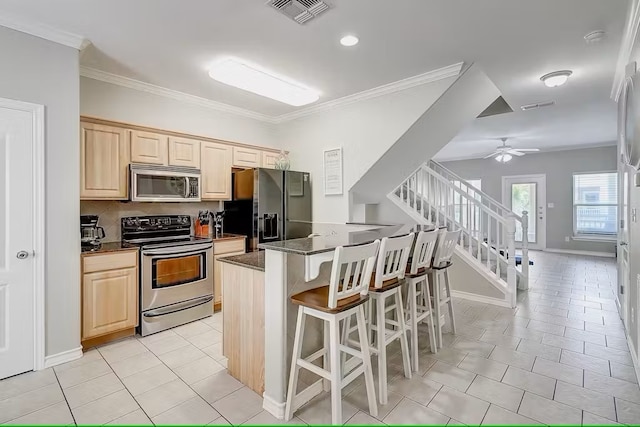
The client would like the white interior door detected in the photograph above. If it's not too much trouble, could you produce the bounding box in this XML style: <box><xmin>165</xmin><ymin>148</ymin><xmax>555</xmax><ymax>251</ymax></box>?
<box><xmin>502</xmin><ymin>175</ymin><xmax>547</xmax><ymax>250</ymax></box>
<box><xmin>0</xmin><ymin>103</ymin><xmax>35</xmax><ymax>379</ymax></box>
<box><xmin>619</xmin><ymin>169</ymin><xmax>630</xmax><ymax>324</ymax></box>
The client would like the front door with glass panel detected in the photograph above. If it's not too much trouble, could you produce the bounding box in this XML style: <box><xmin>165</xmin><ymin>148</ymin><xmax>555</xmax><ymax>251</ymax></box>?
<box><xmin>502</xmin><ymin>175</ymin><xmax>546</xmax><ymax>250</ymax></box>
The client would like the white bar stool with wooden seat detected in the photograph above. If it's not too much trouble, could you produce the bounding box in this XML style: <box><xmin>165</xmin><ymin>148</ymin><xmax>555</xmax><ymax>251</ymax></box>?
<box><xmin>284</xmin><ymin>240</ymin><xmax>380</xmax><ymax>425</ymax></box>
<box><xmin>368</xmin><ymin>232</ymin><xmax>414</xmax><ymax>405</ymax></box>
<box><xmin>429</xmin><ymin>229</ymin><xmax>462</xmax><ymax>348</ymax></box>
<box><xmin>404</xmin><ymin>229</ymin><xmax>439</xmax><ymax>372</ymax></box>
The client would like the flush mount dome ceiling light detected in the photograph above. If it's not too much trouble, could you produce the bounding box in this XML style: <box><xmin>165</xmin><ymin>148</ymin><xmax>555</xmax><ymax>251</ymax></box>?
<box><xmin>208</xmin><ymin>58</ymin><xmax>320</xmax><ymax>106</ymax></box>
<box><xmin>540</xmin><ymin>70</ymin><xmax>573</xmax><ymax>88</ymax></box>
<box><xmin>340</xmin><ymin>35</ymin><xmax>359</xmax><ymax>46</ymax></box>
<box><xmin>495</xmin><ymin>154</ymin><xmax>513</xmax><ymax>163</ymax></box>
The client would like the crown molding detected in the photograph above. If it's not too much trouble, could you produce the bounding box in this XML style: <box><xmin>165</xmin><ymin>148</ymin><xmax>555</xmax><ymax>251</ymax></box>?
<box><xmin>0</xmin><ymin>12</ymin><xmax>90</xmax><ymax>50</ymax></box>
<box><xmin>80</xmin><ymin>66</ymin><xmax>277</xmax><ymax>123</ymax></box>
<box><xmin>272</xmin><ymin>62</ymin><xmax>464</xmax><ymax>123</ymax></box>
<box><xmin>612</xmin><ymin>0</ymin><xmax>640</xmax><ymax>101</ymax></box>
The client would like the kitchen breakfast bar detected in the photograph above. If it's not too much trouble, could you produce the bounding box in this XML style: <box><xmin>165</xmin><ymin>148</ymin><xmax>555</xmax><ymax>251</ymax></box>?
<box><xmin>220</xmin><ymin>222</ymin><xmax>432</xmax><ymax>419</ymax></box>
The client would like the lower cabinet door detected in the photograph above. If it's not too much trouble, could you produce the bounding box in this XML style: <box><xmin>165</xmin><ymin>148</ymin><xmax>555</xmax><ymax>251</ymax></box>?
<box><xmin>213</xmin><ymin>250</ymin><xmax>246</xmax><ymax>309</ymax></box>
<box><xmin>82</xmin><ymin>267</ymin><xmax>138</xmax><ymax>339</ymax></box>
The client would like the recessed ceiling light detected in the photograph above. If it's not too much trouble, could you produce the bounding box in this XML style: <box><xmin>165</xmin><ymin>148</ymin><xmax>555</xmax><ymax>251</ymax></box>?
<box><xmin>495</xmin><ymin>154</ymin><xmax>513</xmax><ymax>163</ymax></box>
<box><xmin>540</xmin><ymin>70</ymin><xmax>573</xmax><ymax>88</ymax></box>
<box><xmin>208</xmin><ymin>58</ymin><xmax>320</xmax><ymax>106</ymax></box>
<box><xmin>340</xmin><ymin>35</ymin><xmax>359</xmax><ymax>47</ymax></box>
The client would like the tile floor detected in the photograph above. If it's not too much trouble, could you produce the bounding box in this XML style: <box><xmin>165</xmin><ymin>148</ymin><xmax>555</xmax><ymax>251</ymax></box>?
<box><xmin>1</xmin><ymin>251</ymin><xmax>639</xmax><ymax>425</ymax></box>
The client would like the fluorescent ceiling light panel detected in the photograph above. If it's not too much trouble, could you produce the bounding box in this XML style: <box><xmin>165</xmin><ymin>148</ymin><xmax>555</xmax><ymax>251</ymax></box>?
<box><xmin>208</xmin><ymin>58</ymin><xmax>320</xmax><ymax>106</ymax></box>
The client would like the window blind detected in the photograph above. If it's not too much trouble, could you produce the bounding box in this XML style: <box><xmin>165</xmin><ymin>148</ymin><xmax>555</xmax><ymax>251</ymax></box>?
<box><xmin>573</xmin><ymin>172</ymin><xmax>618</xmax><ymax>236</ymax></box>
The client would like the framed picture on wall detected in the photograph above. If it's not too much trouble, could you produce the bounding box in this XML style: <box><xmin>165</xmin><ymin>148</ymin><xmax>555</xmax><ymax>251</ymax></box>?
<box><xmin>323</xmin><ymin>147</ymin><xmax>343</xmax><ymax>196</ymax></box>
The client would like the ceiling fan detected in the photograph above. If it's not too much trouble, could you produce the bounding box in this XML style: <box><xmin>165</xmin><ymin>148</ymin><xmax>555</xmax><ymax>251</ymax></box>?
<box><xmin>483</xmin><ymin>138</ymin><xmax>540</xmax><ymax>162</ymax></box>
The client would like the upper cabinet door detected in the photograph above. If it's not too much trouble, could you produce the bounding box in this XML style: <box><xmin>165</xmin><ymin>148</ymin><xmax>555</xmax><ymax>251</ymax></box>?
<box><xmin>81</xmin><ymin>122</ymin><xmax>130</xmax><ymax>199</ymax></box>
<box><xmin>233</xmin><ymin>146</ymin><xmax>262</xmax><ymax>168</ymax></box>
<box><xmin>169</xmin><ymin>137</ymin><xmax>200</xmax><ymax>168</ymax></box>
<box><xmin>130</xmin><ymin>130</ymin><xmax>168</xmax><ymax>165</ymax></box>
<box><xmin>262</xmin><ymin>151</ymin><xmax>279</xmax><ymax>169</ymax></box>
<box><xmin>201</xmin><ymin>141</ymin><xmax>232</xmax><ymax>200</ymax></box>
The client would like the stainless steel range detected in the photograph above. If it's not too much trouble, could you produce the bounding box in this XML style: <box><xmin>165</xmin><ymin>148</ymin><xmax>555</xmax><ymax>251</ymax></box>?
<box><xmin>121</xmin><ymin>215</ymin><xmax>213</xmax><ymax>336</ymax></box>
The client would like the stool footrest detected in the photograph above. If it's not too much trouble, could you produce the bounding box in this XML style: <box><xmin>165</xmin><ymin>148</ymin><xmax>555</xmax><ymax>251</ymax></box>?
<box><xmin>297</xmin><ymin>359</ymin><xmax>330</xmax><ymax>380</ymax></box>
<box><xmin>341</xmin><ymin>364</ymin><xmax>365</xmax><ymax>389</ymax></box>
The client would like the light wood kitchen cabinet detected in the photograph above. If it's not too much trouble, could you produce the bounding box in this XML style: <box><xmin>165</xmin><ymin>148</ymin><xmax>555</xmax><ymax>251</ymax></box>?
<box><xmin>201</xmin><ymin>141</ymin><xmax>232</xmax><ymax>200</ymax></box>
<box><xmin>233</xmin><ymin>146</ymin><xmax>262</xmax><ymax>168</ymax></box>
<box><xmin>81</xmin><ymin>250</ymin><xmax>138</xmax><ymax>345</ymax></box>
<box><xmin>262</xmin><ymin>151</ymin><xmax>279</xmax><ymax>169</ymax></box>
<box><xmin>213</xmin><ymin>238</ymin><xmax>246</xmax><ymax>311</ymax></box>
<box><xmin>130</xmin><ymin>130</ymin><xmax>168</xmax><ymax>165</ymax></box>
<box><xmin>169</xmin><ymin>137</ymin><xmax>200</xmax><ymax>168</ymax></box>
<box><xmin>80</xmin><ymin>122</ymin><xmax>130</xmax><ymax>199</ymax></box>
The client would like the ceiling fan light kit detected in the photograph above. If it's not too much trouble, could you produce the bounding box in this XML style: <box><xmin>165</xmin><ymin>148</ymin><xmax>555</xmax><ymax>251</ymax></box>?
<box><xmin>484</xmin><ymin>137</ymin><xmax>540</xmax><ymax>163</ymax></box>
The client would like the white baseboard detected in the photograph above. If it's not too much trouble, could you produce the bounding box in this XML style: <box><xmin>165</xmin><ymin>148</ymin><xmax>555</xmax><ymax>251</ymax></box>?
<box><xmin>43</xmin><ymin>346</ymin><xmax>83</xmax><ymax>369</ymax></box>
<box><xmin>263</xmin><ymin>393</ymin><xmax>286</xmax><ymax>420</ymax></box>
<box><xmin>626</xmin><ymin>332</ymin><xmax>640</xmax><ymax>392</ymax></box>
<box><xmin>451</xmin><ymin>290</ymin><xmax>512</xmax><ymax>308</ymax></box>
<box><xmin>543</xmin><ymin>248</ymin><xmax>615</xmax><ymax>258</ymax></box>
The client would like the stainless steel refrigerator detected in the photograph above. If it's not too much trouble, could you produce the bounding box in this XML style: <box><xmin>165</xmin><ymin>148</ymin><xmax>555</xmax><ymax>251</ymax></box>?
<box><xmin>223</xmin><ymin>168</ymin><xmax>312</xmax><ymax>251</ymax></box>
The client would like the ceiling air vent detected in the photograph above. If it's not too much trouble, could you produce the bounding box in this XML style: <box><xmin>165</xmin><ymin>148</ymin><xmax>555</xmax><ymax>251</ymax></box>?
<box><xmin>268</xmin><ymin>0</ymin><xmax>330</xmax><ymax>24</ymax></box>
<box><xmin>521</xmin><ymin>100</ymin><xmax>555</xmax><ymax>111</ymax></box>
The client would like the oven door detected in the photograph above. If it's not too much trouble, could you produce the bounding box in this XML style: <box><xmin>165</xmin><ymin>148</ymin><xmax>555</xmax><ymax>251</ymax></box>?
<box><xmin>131</xmin><ymin>166</ymin><xmax>201</xmax><ymax>202</ymax></box>
<box><xmin>141</xmin><ymin>242</ymin><xmax>213</xmax><ymax>311</ymax></box>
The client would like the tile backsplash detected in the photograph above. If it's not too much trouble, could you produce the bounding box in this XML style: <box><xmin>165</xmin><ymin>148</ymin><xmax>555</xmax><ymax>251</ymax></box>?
<box><xmin>81</xmin><ymin>201</ymin><xmax>223</xmax><ymax>242</ymax></box>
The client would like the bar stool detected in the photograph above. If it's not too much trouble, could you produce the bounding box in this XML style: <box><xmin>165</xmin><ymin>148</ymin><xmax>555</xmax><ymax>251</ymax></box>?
<box><xmin>404</xmin><ymin>229</ymin><xmax>439</xmax><ymax>372</ymax></box>
<box><xmin>429</xmin><ymin>229</ymin><xmax>461</xmax><ymax>348</ymax></box>
<box><xmin>284</xmin><ymin>240</ymin><xmax>380</xmax><ymax>425</ymax></box>
<box><xmin>368</xmin><ymin>233</ymin><xmax>414</xmax><ymax>405</ymax></box>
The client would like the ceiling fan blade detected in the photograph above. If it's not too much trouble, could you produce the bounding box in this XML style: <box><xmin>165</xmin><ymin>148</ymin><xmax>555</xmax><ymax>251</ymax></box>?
<box><xmin>507</xmin><ymin>150</ymin><xmax>525</xmax><ymax>156</ymax></box>
<box><xmin>514</xmin><ymin>148</ymin><xmax>540</xmax><ymax>152</ymax></box>
<box><xmin>483</xmin><ymin>151</ymin><xmax>500</xmax><ymax>159</ymax></box>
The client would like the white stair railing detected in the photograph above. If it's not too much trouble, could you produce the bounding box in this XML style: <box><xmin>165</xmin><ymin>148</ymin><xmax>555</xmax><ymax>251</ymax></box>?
<box><xmin>390</xmin><ymin>162</ymin><xmax>530</xmax><ymax>305</ymax></box>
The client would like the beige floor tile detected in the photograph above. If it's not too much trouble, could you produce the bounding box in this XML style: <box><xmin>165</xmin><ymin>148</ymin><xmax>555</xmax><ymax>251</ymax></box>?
<box><xmin>560</xmin><ymin>349</ymin><xmax>610</xmax><ymax>376</ymax></box>
<box><xmin>489</xmin><ymin>346</ymin><xmax>535</xmax><ymax>371</ymax></box>
<box><xmin>106</xmin><ymin>408</ymin><xmax>153</xmax><ymax>425</ymax></box>
<box><xmin>63</xmin><ymin>372</ymin><xmax>124</xmax><ymax>408</ymax></box>
<box><xmin>429</xmin><ymin>347</ymin><xmax>468</xmax><ymax>366</ymax></box>
<box><xmin>384</xmin><ymin>397</ymin><xmax>450</xmax><ymax>425</ymax></box>
<box><xmin>344</xmin><ymin>382</ymin><xmax>401</xmax><ymax>420</ymax></box>
<box><xmin>516</xmin><ymin>339</ymin><xmax>562</xmax><ymax>362</ymax></box>
<box><xmin>173</xmin><ymin>356</ymin><xmax>225</xmax><ymax>384</ymax></box>
<box><xmin>142</xmin><ymin>333</ymin><xmax>190</xmax><ymax>355</ymax></box>
<box><xmin>584</xmin><ymin>342</ymin><xmax>633</xmax><ymax>366</ymax></box>
<box><xmin>212</xmin><ymin>387</ymin><xmax>267</xmax><ymax>425</ymax></box>
<box><xmin>533</xmin><ymin>357</ymin><xmax>583</xmax><ymax>386</ymax></box>
<box><xmin>615</xmin><ymin>397</ymin><xmax>640</xmax><ymax>424</ymax></box>
<box><xmin>53</xmin><ymin>349</ymin><xmax>102</xmax><ymax>373</ymax></box>
<box><xmin>201</xmin><ymin>343</ymin><xmax>227</xmax><ymax>362</ymax></box>
<box><xmin>191</xmin><ymin>371</ymin><xmax>245</xmax><ymax>404</ymax></box>
<box><xmin>99</xmin><ymin>338</ymin><xmax>148</xmax><ymax>364</ymax></box>
<box><xmin>553</xmin><ymin>381</ymin><xmax>616</xmax><ymax>421</ymax></box>
<box><xmin>209</xmin><ymin>416</ymin><xmax>231</xmax><ymax>425</ymax></box>
<box><xmin>0</xmin><ymin>368</ymin><xmax>57</xmax><ymax>400</ymax></box>
<box><xmin>152</xmin><ymin>395</ymin><xmax>220</xmax><ymax>425</ymax></box>
<box><xmin>428</xmin><ymin>386</ymin><xmax>489</xmax><ymax>425</ymax></box>
<box><xmin>0</xmin><ymin>383</ymin><xmax>64</xmax><ymax>423</ymax></box>
<box><xmin>541</xmin><ymin>333</ymin><xmax>585</xmax><ymax>353</ymax></box>
<box><xmin>582</xmin><ymin>411</ymin><xmax>623</xmax><ymax>425</ymax></box>
<box><xmin>583</xmin><ymin>370</ymin><xmax>640</xmax><ymax>403</ymax></box>
<box><xmin>447</xmin><ymin>418</ymin><xmax>466</xmax><ymax>425</ymax></box>
<box><xmin>71</xmin><ymin>389</ymin><xmax>139</xmax><ymax>425</ymax></box>
<box><xmin>451</xmin><ymin>338</ymin><xmax>495</xmax><ymax>358</ymax></box>
<box><xmin>585</xmin><ymin>322</ymin><xmax>626</xmax><ymax>338</ymax></box>
<box><xmin>610</xmin><ymin>361</ymin><xmax>638</xmax><ymax>384</ymax></box>
<box><xmin>527</xmin><ymin>319</ymin><xmax>565</xmax><ymax>336</ymax></box>
<box><xmin>157</xmin><ymin>343</ymin><xmax>208</xmax><ymax>369</ymax></box>
<box><xmin>387</xmin><ymin>375</ymin><xmax>442</xmax><ymax>406</ymax></box>
<box><xmin>457</xmin><ymin>354</ymin><xmax>508</xmax><ymax>381</ymax></box>
<box><xmin>244</xmin><ymin>410</ymin><xmax>307</xmax><ymax>425</ymax></box>
<box><xmin>423</xmin><ymin>361</ymin><xmax>476</xmax><ymax>392</ymax></box>
<box><xmin>501</xmin><ymin>366</ymin><xmax>555</xmax><ymax>399</ymax></box>
<box><xmin>517</xmin><ymin>392</ymin><xmax>582</xmax><ymax>425</ymax></box>
<box><xmin>466</xmin><ymin>375</ymin><xmax>523</xmax><ymax>412</ymax></box>
<box><xmin>2</xmin><ymin>401</ymin><xmax>73</xmax><ymax>425</ymax></box>
<box><xmin>564</xmin><ymin>327</ymin><xmax>606</xmax><ymax>345</ymax></box>
<box><xmin>121</xmin><ymin>363</ymin><xmax>177</xmax><ymax>396</ymax></box>
<box><xmin>202</xmin><ymin>313</ymin><xmax>223</xmax><ymax>332</ymax></box>
<box><xmin>481</xmin><ymin>404</ymin><xmax>541</xmax><ymax>425</ymax></box>
<box><xmin>110</xmin><ymin>351</ymin><xmax>162</xmax><ymax>378</ymax></box>
<box><xmin>135</xmin><ymin>378</ymin><xmax>196</xmax><ymax>417</ymax></box>
<box><xmin>605</xmin><ymin>335</ymin><xmax>629</xmax><ymax>351</ymax></box>
<box><xmin>137</xmin><ymin>329</ymin><xmax>177</xmax><ymax>346</ymax></box>
<box><xmin>478</xmin><ymin>330</ymin><xmax>521</xmax><ymax>350</ymax></box>
<box><xmin>173</xmin><ymin>320</ymin><xmax>213</xmax><ymax>338</ymax></box>
<box><xmin>186</xmin><ymin>329</ymin><xmax>223</xmax><ymax>349</ymax></box>
<box><xmin>55</xmin><ymin>358</ymin><xmax>112</xmax><ymax>388</ymax></box>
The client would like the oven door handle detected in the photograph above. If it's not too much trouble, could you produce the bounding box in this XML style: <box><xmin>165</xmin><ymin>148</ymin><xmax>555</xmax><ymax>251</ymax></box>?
<box><xmin>142</xmin><ymin>243</ymin><xmax>213</xmax><ymax>256</ymax></box>
<box><xmin>143</xmin><ymin>295</ymin><xmax>213</xmax><ymax>318</ymax></box>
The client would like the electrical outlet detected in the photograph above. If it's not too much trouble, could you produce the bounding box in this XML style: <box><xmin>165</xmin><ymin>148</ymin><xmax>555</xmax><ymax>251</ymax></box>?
<box><xmin>565</xmin><ymin>236</ymin><xmax>570</xmax><ymax>242</ymax></box>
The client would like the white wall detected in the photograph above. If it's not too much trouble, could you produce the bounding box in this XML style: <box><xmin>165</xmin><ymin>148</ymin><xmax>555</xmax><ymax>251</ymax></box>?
<box><xmin>0</xmin><ymin>26</ymin><xmax>80</xmax><ymax>357</ymax></box>
<box><xmin>80</xmin><ymin>77</ymin><xmax>278</xmax><ymax>148</ymax></box>
<box><xmin>276</xmin><ymin>77</ymin><xmax>457</xmax><ymax>223</ymax></box>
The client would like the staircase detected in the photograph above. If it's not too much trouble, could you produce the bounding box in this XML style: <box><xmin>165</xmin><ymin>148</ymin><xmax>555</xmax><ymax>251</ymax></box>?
<box><xmin>389</xmin><ymin>160</ymin><xmax>530</xmax><ymax>308</ymax></box>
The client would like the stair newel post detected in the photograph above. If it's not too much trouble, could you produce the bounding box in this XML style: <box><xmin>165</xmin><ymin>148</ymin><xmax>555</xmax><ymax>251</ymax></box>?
<box><xmin>521</xmin><ymin>210</ymin><xmax>530</xmax><ymax>290</ymax></box>
<box><xmin>506</xmin><ymin>215</ymin><xmax>517</xmax><ymax>308</ymax></box>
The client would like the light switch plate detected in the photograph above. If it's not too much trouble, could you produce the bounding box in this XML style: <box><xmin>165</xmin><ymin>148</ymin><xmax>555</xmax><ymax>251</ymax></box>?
<box><xmin>547</xmin><ymin>203</ymin><xmax>554</xmax><ymax>208</ymax></box>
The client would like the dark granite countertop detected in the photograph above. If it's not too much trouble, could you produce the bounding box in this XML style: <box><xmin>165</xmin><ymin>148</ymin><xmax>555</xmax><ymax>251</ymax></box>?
<box><xmin>218</xmin><ymin>251</ymin><xmax>265</xmax><ymax>272</ymax></box>
<box><xmin>258</xmin><ymin>223</ymin><xmax>437</xmax><ymax>255</ymax></box>
<box><xmin>81</xmin><ymin>241</ymin><xmax>138</xmax><ymax>254</ymax></box>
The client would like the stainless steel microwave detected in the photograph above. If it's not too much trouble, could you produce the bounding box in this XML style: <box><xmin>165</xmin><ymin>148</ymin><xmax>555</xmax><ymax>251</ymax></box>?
<box><xmin>130</xmin><ymin>164</ymin><xmax>201</xmax><ymax>202</ymax></box>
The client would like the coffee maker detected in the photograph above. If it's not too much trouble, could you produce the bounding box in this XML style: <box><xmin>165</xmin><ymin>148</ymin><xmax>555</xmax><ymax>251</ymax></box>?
<box><xmin>80</xmin><ymin>215</ymin><xmax>106</xmax><ymax>250</ymax></box>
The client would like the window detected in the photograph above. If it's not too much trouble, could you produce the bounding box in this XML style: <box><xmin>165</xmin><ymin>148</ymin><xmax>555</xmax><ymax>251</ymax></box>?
<box><xmin>573</xmin><ymin>172</ymin><xmax>618</xmax><ymax>237</ymax></box>
<box><xmin>453</xmin><ymin>179</ymin><xmax>481</xmax><ymax>233</ymax></box>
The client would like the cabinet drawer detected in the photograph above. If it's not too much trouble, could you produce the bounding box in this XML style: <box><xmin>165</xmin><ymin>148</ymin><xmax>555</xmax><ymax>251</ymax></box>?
<box><xmin>214</xmin><ymin>238</ymin><xmax>246</xmax><ymax>254</ymax></box>
<box><xmin>83</xmin><ymin>251</ymin><xmax>138</xmax><ymax>273</ymax></box>
<box><xmin>233</xmin><ymin>147</ymin><xmax>261</xmax><ymax>168</ymax></box>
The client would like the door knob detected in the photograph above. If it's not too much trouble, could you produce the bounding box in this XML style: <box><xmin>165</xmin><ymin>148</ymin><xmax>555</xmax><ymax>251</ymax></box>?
<box><xmin>16</xmin><ymin>251</ymin><xmax>29</xmax><ymax>259</ymax></box>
